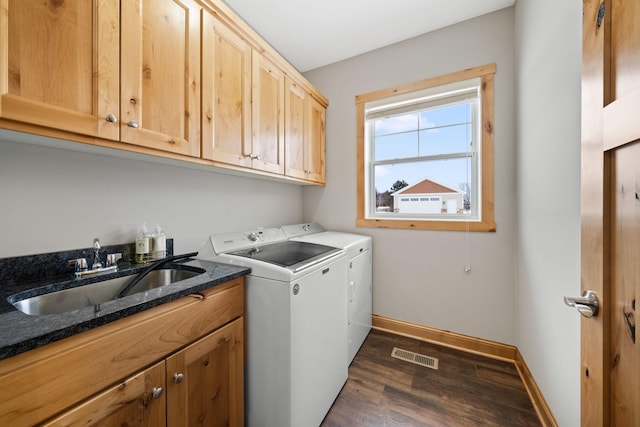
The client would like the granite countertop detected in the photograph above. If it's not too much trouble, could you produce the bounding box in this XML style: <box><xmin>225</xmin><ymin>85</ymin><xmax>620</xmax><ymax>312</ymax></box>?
<box><xmin>0</xmin><ymin>258</ymin><xmax>250</xmax><ymax>361</ymax></box>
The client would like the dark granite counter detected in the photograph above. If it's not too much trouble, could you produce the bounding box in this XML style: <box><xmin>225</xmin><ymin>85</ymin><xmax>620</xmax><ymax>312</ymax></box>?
<box><xmin>0</xmin><ymin>243</ymin><xmax>250</xmax><ymax>361</ymax></box>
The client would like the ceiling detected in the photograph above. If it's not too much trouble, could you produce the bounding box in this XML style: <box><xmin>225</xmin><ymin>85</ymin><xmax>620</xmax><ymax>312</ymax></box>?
<box><xmin>222</xmin><ymin>0</ymin><xmax>516</xmax><ymax>72</ymax></box>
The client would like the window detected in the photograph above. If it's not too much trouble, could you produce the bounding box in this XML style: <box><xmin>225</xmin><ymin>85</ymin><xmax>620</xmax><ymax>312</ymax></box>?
<box><xmin>356</xmin><ymin>64</ymin><xmax>496</xmax><ymax>232</ymax></box>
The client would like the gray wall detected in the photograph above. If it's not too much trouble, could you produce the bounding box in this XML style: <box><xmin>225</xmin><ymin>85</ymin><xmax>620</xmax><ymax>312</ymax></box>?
<box><xmin>514</xmin><ymin>0</ymin><xmax>581</xmax><ymax>425</ymax></box>
<box><xmin>303</xmin><ymin>8</ymin><xmax>517</xmax><ymax>345</ymax></box>
<box><xmin>303</xmin><ymin>4</ymin><xmax>581</xmax><ymax>424</ymax></box>
<box><xmin>0</xmin><ymin>134</ymin><xmax>303</xmax><ymax>258</ymax></box>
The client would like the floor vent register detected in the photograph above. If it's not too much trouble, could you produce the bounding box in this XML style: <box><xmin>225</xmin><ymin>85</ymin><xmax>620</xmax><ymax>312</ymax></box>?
<box><xmin>391</xmin><ymin>347</ymin><xmax>439</xmax><ymax>370</ymax></box>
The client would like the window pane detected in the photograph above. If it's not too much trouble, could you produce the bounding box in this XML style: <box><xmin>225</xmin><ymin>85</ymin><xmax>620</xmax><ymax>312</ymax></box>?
<box><xmin>374</xmin><ymin>158</ymin><xmax>472</xmax><ymax>214</ymax></box>
<box><xmin>374</xmin><ymin>113</ymin><xmax>418</xmax><ymax>137</ymax></box>
<box><xmin>420</xmin><ymin>103</ymin><xmax>470</xmax><ymax>128</ymax></box>
<box><xmin>419</xmin><ymin>123</ymin><xmax>472</xmax><ymax>156</ymax></box>
<box><xmin>374</xmin><ymin>131</ymin><xmax>419</xmax><ymax>160</ymax></box>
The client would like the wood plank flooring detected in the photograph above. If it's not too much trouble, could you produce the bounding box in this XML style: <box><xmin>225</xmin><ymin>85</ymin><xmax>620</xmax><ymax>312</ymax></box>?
<box><xmin>321</xmin><ymin>329</ymin><xmax>542</xmax><ymax>426</ymax></box>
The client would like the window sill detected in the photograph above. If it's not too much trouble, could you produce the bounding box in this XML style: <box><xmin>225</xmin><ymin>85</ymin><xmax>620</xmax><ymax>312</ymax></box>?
<box><xmin>356</xmin><ymin>217</ymin><xmax>496</xmax><ymax>232</ymax></box>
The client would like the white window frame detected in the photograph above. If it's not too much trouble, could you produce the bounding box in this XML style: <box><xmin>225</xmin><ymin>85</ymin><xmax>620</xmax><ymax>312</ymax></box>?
<box><xmin>356</xmin><ymin>64</ymin><xmax>496</xmax><ymax>232</ymax></box>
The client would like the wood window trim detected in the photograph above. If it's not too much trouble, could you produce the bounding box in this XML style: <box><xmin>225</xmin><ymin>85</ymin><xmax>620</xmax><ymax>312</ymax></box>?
<box><xmin>355</xmin><ymin>64</ymin><xmax>497</xmax><ymax>232</ymax></box>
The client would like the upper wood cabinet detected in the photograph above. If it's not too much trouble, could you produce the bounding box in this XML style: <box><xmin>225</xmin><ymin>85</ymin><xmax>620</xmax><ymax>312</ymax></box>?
<box><xmin>0</xmin><ymin>0</ymin><xmax>120</xmax><ymax>140</ymax></box>
<box><xmin>201</xmin><ymin>20</ymin><xmax>288</xmax><ymax>177</ymax></box>
<box><xmin>0</xmin><ymin>0</ymin><xmax>327</xmax><ymax>183</ymax></box>
<box><xmin>1</xmin><ymin>0</ymin><xmax>201</xmax><ymax>157</ymax></box>
<box><xmin>306</xmin><ymin>96</ymin><xmax>326</xmax><ymax>183</ymax></box>
<box><xmin>201</xmin><ymin>11</ymin><xmax>252</xmax><ymax>167</ymax></box>
<box><xmin>285</xmin><ymin>77</ymin><xmax>326</xmax><ymax>184</ymax></box>
<box><xmin>251</xmin><ymin>51</ymin><xmax>285</xmax><ymax>174</ymax></box>
<box><xmin>285</xmin><ymin>77</ymin><xmax>307</xmax><ymax>180</ymax></box>
<box><xmin>120</xmin><ymin>0</ymin><xmax>201</xmax><ymax>157</ymax></box>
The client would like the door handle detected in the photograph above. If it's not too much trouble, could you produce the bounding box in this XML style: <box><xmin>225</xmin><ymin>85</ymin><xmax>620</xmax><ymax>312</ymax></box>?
<box><xmin>564</xmin><ymin>290</ymin><xmax>599</xmax><ymax>318</ymax></box>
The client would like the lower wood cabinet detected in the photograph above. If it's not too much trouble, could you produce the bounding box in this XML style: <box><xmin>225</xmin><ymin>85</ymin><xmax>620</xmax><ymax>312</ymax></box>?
<box><xmin>0</xmin><ymin>278</ymin><xmax>244</xmax><ymax>426</ymax></box>
<box><xmin>42</xmin><ymin>318</ymin><xmax>244</xmax><ymax>427</ymax></box>
<box><xmin>166</xmin><ymin>318</ymin><xmax>244</xmax><ymax>426</ymax></box>
<box><xmin>42</xmin><ymin>361</ymin><xmax>167</xmax><ymax>427</ymax></box>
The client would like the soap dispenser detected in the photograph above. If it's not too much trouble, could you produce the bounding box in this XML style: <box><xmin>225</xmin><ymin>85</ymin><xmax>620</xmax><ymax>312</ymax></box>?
<box><xmin>135</xmin><ymin>222</ymin><xmax>151</xmax><ymax>264</ymax></box>
<box><xmin>153</xmin><ymin>223</ymin><xmax>167</xmax><ymax>260</ymax></box>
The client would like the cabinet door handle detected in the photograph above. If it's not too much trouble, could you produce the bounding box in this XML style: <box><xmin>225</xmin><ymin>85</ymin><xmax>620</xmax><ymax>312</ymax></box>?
<box><xmin>105</xmin><ymin>114</ymin><xmax>118</xmax><ymax>123</ymax></box>
<box><xmin>173</xmin><ymin>373</ymin><xmax>185</xmax><ymax>384</ymax></box>
<box><xmin>151</xmin><ymin>387</ymin><xmax>163</xmax><ymax>399</ymax></box>
<box><xmin>127</xmin><ymin>120</ymin><xmax>139</xmax><ymax>128</ymax></box>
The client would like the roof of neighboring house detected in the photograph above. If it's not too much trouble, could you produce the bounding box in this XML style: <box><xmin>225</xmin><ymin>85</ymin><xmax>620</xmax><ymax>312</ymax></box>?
<box><xmin>392</xmin><ymin>178</ymin><xmax>462</xmax><ymax>195</ymax></box>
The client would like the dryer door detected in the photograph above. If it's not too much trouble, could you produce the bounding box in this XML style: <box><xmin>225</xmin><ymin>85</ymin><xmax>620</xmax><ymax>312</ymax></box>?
<box><xmin>348</xmin><ymin>250</ymin><xmax>372</xmax><ymax>362</ymax></box>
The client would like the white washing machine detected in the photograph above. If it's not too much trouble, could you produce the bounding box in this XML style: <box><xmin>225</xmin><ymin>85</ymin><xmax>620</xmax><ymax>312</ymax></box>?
<box><xmin>282</xmin><ymin>223</ymin><xmax>372</xmax><ymax>364</ymax></box>
<box><xmin>199</xmin><ymin>227</ymin><xmax>348</xmax><ymax>427</ymax></box>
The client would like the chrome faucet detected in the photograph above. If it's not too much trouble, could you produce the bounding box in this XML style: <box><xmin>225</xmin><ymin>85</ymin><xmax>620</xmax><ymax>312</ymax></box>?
<box><xmin>70</xmin><ymin>257</ymin><xmax>88</xmax><ymax>278</ymax></box>
<box><xmin>69</xmin><ymin>238</ymin><xmax>121</xmax><ymax>278</ymax></box>
<box><xmin>92</xmin><ymin>238</ymin><xmax>103</xmax><ymax>270</ymax></box>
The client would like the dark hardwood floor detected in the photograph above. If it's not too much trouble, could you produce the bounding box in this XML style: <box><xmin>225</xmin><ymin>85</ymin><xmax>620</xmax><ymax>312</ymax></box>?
<box><xmin>321</xmin><ymin>329</ymin><xmax>542</xmax><ymax>427</ymax></box>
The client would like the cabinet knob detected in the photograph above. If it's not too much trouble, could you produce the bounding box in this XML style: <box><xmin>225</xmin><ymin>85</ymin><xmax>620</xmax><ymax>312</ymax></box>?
<box><xmin>173</xmin><ymin>373</ymin><xmax>185</xmax><ymax>384</ymax></box>
<box><xmin>151</xmin><ymin>387</ymin><xmax>163</xmax><ymax>399</ymax></box>
<box><xmin>127</xmin><ymin>120</ymin><xmax>139</xmax><ymax>128</ymax></box>
<box><xmin>105</xmin><ymin>114</ymin><xmax>118</xmax><ymax>123</ymax></box>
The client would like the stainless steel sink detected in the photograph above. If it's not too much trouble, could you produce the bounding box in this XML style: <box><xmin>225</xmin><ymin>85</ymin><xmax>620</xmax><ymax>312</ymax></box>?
<box><xmin>10</xmin><ymin>266</ymin><xmax>206</xmax><ymax>316</ymax></box>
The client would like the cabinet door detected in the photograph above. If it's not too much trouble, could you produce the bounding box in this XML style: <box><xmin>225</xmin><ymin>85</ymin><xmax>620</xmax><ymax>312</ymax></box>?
<box><xmin>166</xmin><ymin>317</ymin><xmax>244</xmax><ymax>427</ymax></box>
<box><xmin>284</xmin><ymin>76</ymin><xmax>307</xmax><ymax>180</ymax></box>
<box><xmin>201</xmin><ymin>11</ymin><xmax>252</xmax><ymax>167</ymax></box>
<box><xmin>306</xmin><ymin>96</ymin><xmax>326</xmax><ymax>184</ymax></box>
<box><xmin>251</xmin><ymin>52</ymin><xmax>285</xmax><ymax>174</ymax></box>
<box><xmin>0</xmin><ymin>0</ymin><xmax>119</xmax><ymax>140</ymax></box>
<box><xmin>121</xmin><ymin>0</ymin><xmax>201</xmax><ymax>157</ymax></box>
<box><xmin>41</xmin><ymin>361</ymin><xmax>166</xmax><ymax>427</ymax></box>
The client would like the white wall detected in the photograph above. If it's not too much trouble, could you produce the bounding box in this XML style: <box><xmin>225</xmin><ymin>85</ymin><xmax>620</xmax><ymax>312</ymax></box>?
<box><xmin>303</xmin><ymin>8</ymin><xmax>517</xmax><ymax>344</ymax></box>
<box><xmin>0</xmin><ymin>134</ymin><xmax>303</xmax><ymax>258</ymax></box>
<box><xmin>514</xmin><ymin>0</ymin><xmax>581</xmax><ymax>425</ymax></box>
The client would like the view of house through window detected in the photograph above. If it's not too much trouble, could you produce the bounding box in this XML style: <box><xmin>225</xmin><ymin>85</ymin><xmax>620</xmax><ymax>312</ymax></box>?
<box><xmin>371</xmin><ymin>94</ymin><xmax>475</xmax><ymax>217</ymax></box>
<box><xmin>356</xmin><ymin>64</ymin><xmax>496</xmax><ymax>232</ymax></box>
